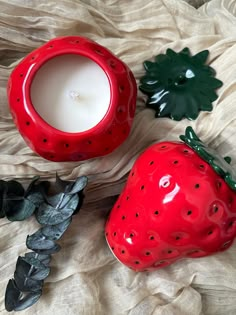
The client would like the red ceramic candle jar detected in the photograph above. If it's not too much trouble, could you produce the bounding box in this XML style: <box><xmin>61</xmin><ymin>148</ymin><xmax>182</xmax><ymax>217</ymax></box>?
<box><xmin>8</xmin><ymin>36</ymin><xmax>137</xmax><ymax>161</ymax></box>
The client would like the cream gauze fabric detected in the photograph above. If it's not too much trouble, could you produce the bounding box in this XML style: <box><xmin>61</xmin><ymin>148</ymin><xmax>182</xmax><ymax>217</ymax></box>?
<box><xmin>1</xmin><ymin>0</ymin><xmax>236</xmax><ymax>314</ymax></box>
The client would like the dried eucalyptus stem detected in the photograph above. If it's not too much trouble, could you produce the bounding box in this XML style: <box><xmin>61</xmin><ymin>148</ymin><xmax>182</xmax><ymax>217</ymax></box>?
<box><xmin>0</xmin><ymin>176</ymin><xmax>48</xmax><ymax>221</ymax></box>
<box><xmin>4</xmin><ymin>175</ymin><xmax>88</xmax><ymax>312</ymax></box>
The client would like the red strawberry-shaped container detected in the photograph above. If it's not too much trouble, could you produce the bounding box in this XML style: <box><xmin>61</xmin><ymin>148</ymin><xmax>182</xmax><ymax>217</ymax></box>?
<box><xmin>8</xmin><ymin>36</ymin><xmax>137</xmax><ymax>162</ymax></box>
<box><xmin>105</xmin><ymin>127</ymin><xmax>236</xmax><ymax>271</ymax></box>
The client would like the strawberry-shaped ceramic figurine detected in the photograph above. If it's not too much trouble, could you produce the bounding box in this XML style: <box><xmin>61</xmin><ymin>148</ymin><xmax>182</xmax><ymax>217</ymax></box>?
<box><xmin>105</xmin><ymin>127</ymin><xmax>236</xmax><ymax>271</ymax></box>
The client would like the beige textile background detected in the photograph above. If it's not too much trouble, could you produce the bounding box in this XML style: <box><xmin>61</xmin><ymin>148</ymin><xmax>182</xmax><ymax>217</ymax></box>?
<box><xmin>1</xmin><ymin>0</ymin><xmax>236</xmax><ymax>314</ymax></box>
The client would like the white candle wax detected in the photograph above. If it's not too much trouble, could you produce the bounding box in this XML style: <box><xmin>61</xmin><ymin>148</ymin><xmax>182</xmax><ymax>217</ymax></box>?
<box><xmin>30</xmin><ymin>54</ymin><xmax>111</xmax><ymax>133</ymax></box>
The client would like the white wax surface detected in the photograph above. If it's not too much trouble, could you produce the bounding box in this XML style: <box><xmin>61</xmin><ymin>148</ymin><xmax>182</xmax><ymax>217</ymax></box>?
<box><xmin>30</xmin><ymin>54</ymin><xmax>111</xmax><ymax>133</ymax></box>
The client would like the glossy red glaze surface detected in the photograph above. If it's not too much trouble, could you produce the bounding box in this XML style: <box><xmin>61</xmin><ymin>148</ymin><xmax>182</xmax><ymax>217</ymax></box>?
<box><xmin>105</xmin><ymin>141</ymin><xmax>236</xmax><ymax>271</ymax></box>
<box><xmin>8</xmin><ymin>36</ymin><xmax>137</xmax><ymax>161</ymax></box>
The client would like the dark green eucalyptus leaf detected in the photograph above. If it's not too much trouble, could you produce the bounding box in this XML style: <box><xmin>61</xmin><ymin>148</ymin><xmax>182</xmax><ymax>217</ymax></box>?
<box><xmin>36</xmin><ymin>194</ymin><xmax>79</xmax><ymax>225</ymax></box>
<box><xmin>55</xmin><ymin>173</ymin><xmax>70</xmax><ymax>192</ymax></box>
<box><xmin>14</xmin><ymin>291</ymin><xmax>42</xmax><ymax>312</ymax></box>
<box><xmin>41</xmin><ymin>217</ymin><xmax>72</xmax><ymax>241</ymax></box>
<box><xmin>6</xmin><ymin>199</ymin><xmax>36</xmax><ymax>221</ymax></box>
<box><xmin>26</xmin><ymin>230</ymin><xmax>57</xmax><ymax>250</ymax></box>
<box><xmin>0</xmin><ymin>180</ymin><xmax>6</xmax><ymax>211</ymax></box>
<box><xmin>18</xmin><ymin>255</ymin><xmax>51</xmax><ymax>281</ymax></box>
<box><xmin>29</xmin><ymin>267</ymin><xmax>50</xmax><ymax>281</ymax></box>
<box><xmin>29</xmin><ymin>246</ymin><xmax>61</xmax><ymax>255</ymax></box>
<box><xmin>0</xmin><ymin>203</ymin><xmax>5</xmax><ymax>218</ymax></box>
<box><xmin>22</xmin><ymin>254</ymin><xmax>46</xmax><ymax>269</ymax></box>
<box><xmin>5</xmin><ymin>279</ymin><xmax>21</xmax><ymax>312</ymax></box>
<box><xmin>15</xmin><ymin>256</ymin><xmax>31</xmax><ymax>276</ymax></box>
<box><xmin>46</xmin><ymin>193</ymin><xmax>69</xmax><ymax>208</ymax></box>
<box><xmin>25</xmin><ymin>178</ymin><xmax>49</xmax><ymax>208</ymax></box>
<box><xmin>7</xmin><ymin>180</ymin><xmax>25</xmax><ymax>197</ymax></box>
<box><xmin>59</xmin><ymin>193</ymin><xmax>79</xmax><ymax>209</ymax></box>
<box><xmin>25</xmin><ymin>176</ymin><xmax>40</xmax><ymax>194</ymax></box>
<box><xmin>14</xmin><ymin>270</ymin><xmax>43</xmax><ymax>293</ymax></box>
<box><xmin>67</xmin><ymin>176</ymin><xmax>88</xmax><ymax>195</ymax></box>
<box><xmin>26</xmin><ymin>192</ymin><xmax>44</xmax><ymax>208</ymax></box>
<box><xmin>25</xmin><ymin>252</ymin><xmax>51</xmax><ymax>266</ymax></box>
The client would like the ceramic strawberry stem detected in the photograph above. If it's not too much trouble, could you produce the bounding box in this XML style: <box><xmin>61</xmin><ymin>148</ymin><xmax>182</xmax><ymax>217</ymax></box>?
<box><xmin>180</xmin><ymin>126</ymin><xmax>236</xmax><ymax>190</ymax></box>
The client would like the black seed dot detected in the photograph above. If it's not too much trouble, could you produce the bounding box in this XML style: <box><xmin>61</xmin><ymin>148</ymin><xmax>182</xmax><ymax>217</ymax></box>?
<box><xmin>168</xmin><ymin>250</ymin><xmax>172</xmax><ymax>254</ymax></box>
<box><xmin>105</xmin><ymin>147</ymin><xmax>109</xmax><ymax>152</ymax></box>
<box><xmin>135</xmin><ymin>261</ymin><xmax>140</xmax><ymax>265</ymax></box>
<box><xmin>119</xmin><ymin>85</ymin><xmax>125</xmax><ymax>92</ymax></box>
<box><xmin>126</xmin><ymin>196</ymin><xmax>129</xmax><ymax>200</ymax></box>
<box><xmin>111</xmin><ymin>247</ymin><xmax>114</xmax><ymax>250</ymax></box>
<box><xmin>175</xmin><ymin>236</ymin><xmax>180</xmax><ymax>240</ymax></box>
<box><xmin>65</xmin><ymin>143</ymin><xmax>69</xmax><ymax>148</ymax></box>
<box><xmin>20</xmin><ymin>74</ymin><xmax>23</xmax><ymax>77</ymax></box>
<box><xmin>149</xmin><ymin>236</ymin><xmax>155</xmax><ymax>240</ymax></box>
<box><xmin>130</xmin><ymin>233</ymin><xmax>134</xmax><ymax>238</ymax></box>
<box><xmin>150</xmin><ymin>161</ymin><xmax>154</xmax><ymax>165</ymax></box>
<box><xmin>88</xmin><ymin>140</ymin><xmax>92</xmax><ymax>145</ymax></box>
<box><xmin>43</xmin><ymin>138</ymin><xmax>47</xmax><ymax>143</ymax></box>
<box><xmin>131</xmin><ymin>172</ymin><xmax>134</xmax><ymax>177</ymax></box>
<box><xmin>110</xmin><ymin>61</ymin><xmax>116</xmax><ymax>68</ymax></box>
<box><xmin>154</xmin><ymin>211</ymin><xmax>159</xmax><ymax>215</ymax></box>
<box><xmin>214</xmin><ymin>206</ymin><xmax>219</xmax><ymax>213</ymax></box>
<box><xmin>208</xmin><ymin>230</ymin><xmax>213</xmax><ymax>235</ymax></box>
<box><xmin>163</xmin><ymin>181</ymin><xmax>169</xmax><ymax>187</ymax></box>
<box><xmin>117</xmin><ymin>205</ymin><xmax>120</xmax><ymax>209</ymax></box>
<box><xmin>183</xmin><ymin>149</ymin><xmax>189</xmax><ymax>153</ymax></box>
<box><xmin>229</xmin><ymin>221</ymin><xmax>233</xmax><ymax>227</ymax></box>
<box><xmin>187</xmin><ymin>210</ymin><xmax>192</xmax><ymax>216</ymax></box>
<box><xmin>145</xmin><ymin>252</ymin><xmax>151</xmax><ymax>256</ymax></box>
<box><xmin>161</xmin><ymin>145</ymin><xmax>167</xmax><ymax>149</ymax></box>
<box><xmin>26</xmin><ymin>121</ymin><xmax>30</xmax><ymax>126</ymax></box>
<box><xmin>122</xmin><ymin>215</ymin><xmax>125</xmax><ymax>220</ymax></box>
<box><xmin>121</xmin><ymin>250</ymin><xmax>125</xmax><ymax>254</ymax></box>
<box><xmin>49</xmin><ymin>155</ymin><xmax>54</xmax><ymax>159</ymax></box>
<box><xmin>173</xmin><ymin>160</ymin><xmax>178</xmax><ymax>164</ymax></box>
<box><xmin>105</xmin><ymin>232</ymin><xmax>108</xmax><ymax>236</ymax></box>
<box><xmin>135</xmin><ymin>213</ymin><xmax>139</xmax><ymax>217</ymax></box>
<box><xmin>199</xmin><ymin>164</ymin><xmax>205</xmax><ymax>169</ymax></box>
<box><xmin>118</xmin><ymin>108</ymin><xmax>123</xmax><ymax>113</ymax></box>
<box><xmin>113</xmin><ymin>232</ymin><xmax>117</xmax><ymax>236</ymax></box>
<box><xmin>195</xmin><ymin>184</ymin><xmax>200</xmax><ymax>189</ymax></box>
<box><xmin>108</xmin><ymin>130</ymin><xmax>112</xmax><ymax>135</ymax></box>
<box><xmin>141</xmin><ymin>185</ymin><xmax>145</xmax><ymax>190</ymax></box>
<box><xmin>216</xmin><ymin>181</ymin><xmax>222</xmax><ymax>188</ymax></box>
<box><xmin>229</xmin><ymin>197</ymin><xmax>233</xmax><ymax>204</ymax></box>
<box><xmin>17</xmin><ymin>98</ymin><xmax>20</xmax><ymax>102</ymax></box>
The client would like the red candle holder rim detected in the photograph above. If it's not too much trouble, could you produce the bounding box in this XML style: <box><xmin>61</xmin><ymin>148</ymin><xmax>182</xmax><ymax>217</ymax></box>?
<box><xmin>23</xmin><ymin>38</ymin><xmax>119</xmax><ymax>136</ymax></box>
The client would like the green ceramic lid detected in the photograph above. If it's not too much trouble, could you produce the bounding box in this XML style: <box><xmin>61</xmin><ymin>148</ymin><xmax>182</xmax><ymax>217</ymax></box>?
<box><xmin>140</xmin><ymin>48</ymin><xmax>223</xmax><ymax>121</ymax></box>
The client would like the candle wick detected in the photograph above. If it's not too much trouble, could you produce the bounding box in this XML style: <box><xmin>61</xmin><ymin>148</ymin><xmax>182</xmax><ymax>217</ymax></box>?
<box><xmin>69</xmin><ymin>90</ymin><xmax>80</xmax><ymax>100</ymax></box>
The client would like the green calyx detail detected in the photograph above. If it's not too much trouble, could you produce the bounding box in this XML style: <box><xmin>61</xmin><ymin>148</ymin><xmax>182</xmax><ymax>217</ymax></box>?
<box><xmin>139</xmin><ymin>48</ymin><xmax>223</xmax><ymax>121</ymax></box>
<box><xmin>180</xmin><ymin>126</ymin><xmax>236</xmax><ymax>190</ymax></box>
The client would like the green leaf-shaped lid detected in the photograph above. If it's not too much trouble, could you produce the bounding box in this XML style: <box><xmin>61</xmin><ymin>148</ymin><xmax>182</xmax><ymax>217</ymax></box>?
<box><xmin>140</xmin><ymin>48</ymin><xmax>223</xmax><ymax>121</ymax></box>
